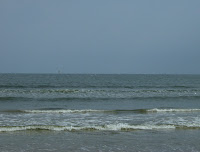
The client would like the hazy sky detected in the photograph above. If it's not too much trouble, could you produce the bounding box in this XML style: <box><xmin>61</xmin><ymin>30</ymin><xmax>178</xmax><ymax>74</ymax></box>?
<box><xmin>0</xmin><ymin>0</ymin><xmax>200</xmax><ymax>74</ymax></box>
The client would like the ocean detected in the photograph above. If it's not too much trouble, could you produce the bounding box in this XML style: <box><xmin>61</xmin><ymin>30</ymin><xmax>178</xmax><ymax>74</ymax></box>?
<box><xmin>0</xmin><ymin>74</ymin><xmax>200</xmax><ymax>152</ymax></box>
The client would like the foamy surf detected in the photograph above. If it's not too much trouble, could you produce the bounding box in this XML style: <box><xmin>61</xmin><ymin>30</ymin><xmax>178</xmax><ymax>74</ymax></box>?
<box><xmin>2</xmin><ymin>123</ymin><xmax>200</xmax><ymax>132</ymax></box>
<box><xmin>4</xmin><ymin>108</ymin><xmax>200</xmax><ymax>114</ymax></box>
<box><xmin>0</xmin><ymin>124</ymin><xmax>176</xmax><ymax>132</ymax></box>
<box><xmin>147</xmin><ymin>108</ymin><xmax>200</xmax><ymax>113</ymax></box>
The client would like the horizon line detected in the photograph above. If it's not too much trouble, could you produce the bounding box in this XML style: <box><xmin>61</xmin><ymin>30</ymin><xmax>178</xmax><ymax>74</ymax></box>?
<box><xmin>0</xmin><ymin>72</ymin><xmax>199</xmax><ymax>75</ymax></box>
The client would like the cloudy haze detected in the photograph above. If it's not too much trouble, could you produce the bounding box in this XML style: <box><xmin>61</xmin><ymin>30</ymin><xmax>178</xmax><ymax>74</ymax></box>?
<box><xmin>0</xmin><ymin>0</ymin><xmax>200</xmax><ymax>74</ymax></box>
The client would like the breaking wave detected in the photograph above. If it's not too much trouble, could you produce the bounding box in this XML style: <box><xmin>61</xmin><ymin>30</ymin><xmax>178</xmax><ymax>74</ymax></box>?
<box><xmin>22</xmin><ymin>109</ymin><xmax>106</xmax><ymax>113</ymax></box>
<box><xmin>0</xmin><ymin>124</ymin><xmax>176</xmax><ymax>132</ymax></box>
<box><xmin>1</xmin><ymin>123</ymin><xmax>200</xmax><ymax>132</ymax></box>
<box><xmin>147</xmin><ymin>108</ymin><xmax>200</xmax><ymax>113</ymax></box>
<box><xmin>3</xmin><ymin>108</ymin><xmax>200</xmax><ymax>114</ymax></box>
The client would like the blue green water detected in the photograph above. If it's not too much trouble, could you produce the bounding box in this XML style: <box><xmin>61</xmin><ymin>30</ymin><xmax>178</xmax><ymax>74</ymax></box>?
<box><xmin>0</xmin><ymin>74</ymin><xmax>200</xmax><ymax>151</ymax></box>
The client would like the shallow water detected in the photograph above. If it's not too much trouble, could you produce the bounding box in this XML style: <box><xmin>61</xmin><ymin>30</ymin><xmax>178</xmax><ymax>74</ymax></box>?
<box><xmin>1</xmin><ymin>130</ymin><xmax>200</xmax><ymax>152</ymax></box>
<box><xmin>0</xmin><ymin>74</ymin><xmax>200</xmax><ymax>151</ymax></box>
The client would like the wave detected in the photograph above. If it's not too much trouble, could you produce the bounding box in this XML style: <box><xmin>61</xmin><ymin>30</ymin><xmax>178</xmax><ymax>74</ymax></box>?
<box><xmin>0</xmin><ymin>89</ymin><xmax>81</xmax><ymax>94</ymax></box>
<box><xmin>0</xmin><ymin>97</ymin><xmax>32</xmax><ymax>101</ymax></box>
<box><xmin>0</xmin><ymin>85</ymin><xmax>64</xmax><ymax>89</ymax></box>
<box><xmin>0</xmin><ymin>97</ymin><xmax>119</xmax><ymax>102</ymax></box>
<box><xmin>1</xmin><ymin>88</ymin><xmax>199</xmax><ymax>94</ymax></box>
<box><xmin>1</xmin><ymin>95</ymin><xmax>200</xmax><ymax>103</ymax></box>
<box><xmin>0</xmin><ymin>85</ymin><xmax>27</xmax><ymax>89</ymax></box>
<box><xmin>147</xmin><ymin>108</ymin><xmax>200</xmax><ymax>113</ymax></box>
<box><xmin>0</xmin><ymin>84</ymin><xmax>195</xmax><ymax>89</ymax></box>
<box><xmin>3</xmin><ymin>108</ymin><xmax>200</xmax><ymax>114</ymax></box>
<box><xmin>0</xmin><ymin>124</ymin><xmax>176</xmax><ymax>132</ymax></box>
<box><xmin>21</xmin><ymin>109</ymin><xmax>147</xmax><ymax>114</ymax></box>
<box><xmin>1</xmin><ymin>109</ymin><xmax>109</xmax><ymax>114</ymax></box>
<box><xmin>22</xmin><ymin>109</ymin><xmax>106</xmax><ymax>113</ymax></box>
<box><xmin>47</xmin><ymin>96</ymin><xmax>200</xmax><ymax>102</ymax></box>
<box><xmin>1</xmin><ymin>123</ymin><xmax>200</xmax><ymax>132</ymax></box>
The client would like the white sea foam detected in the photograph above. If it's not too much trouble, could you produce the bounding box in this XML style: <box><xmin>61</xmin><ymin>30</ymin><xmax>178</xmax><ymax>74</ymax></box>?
<box><xmin>0</xmin><ymin>124</ymin><xmax>176</xmax><ymax>132</ymax></box>
<box><xmin>103</xmin><ymin>123</ymin><xmax>175</xmax><ymax>130</ymax></box>
<box><xmin>147</xmin><ymin>108</ymin><xmax>200</xmax><ymax>113</ymax></box>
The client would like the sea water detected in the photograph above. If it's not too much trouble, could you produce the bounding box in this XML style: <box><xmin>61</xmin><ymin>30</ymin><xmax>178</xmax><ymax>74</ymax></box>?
<box><xmin>0</xmin><ymin>74</ymin><xmax>200</xmax><ymax>152</ymax></box>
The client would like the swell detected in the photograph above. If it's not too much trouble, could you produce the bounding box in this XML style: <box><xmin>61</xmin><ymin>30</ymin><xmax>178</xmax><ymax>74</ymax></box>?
<box><xmin>1</xmin><ymin>124</ymin><xmax>200</xmax><ymax>132</ymax></box>
<box><xmin>0</xmin><ymin>85</ymin><xmax>64</xmax><ymax>89</ymax></box>
<box><xmin>1</xmin><ymin>95</ymin><xmax>200</xmax><ymax>102</ymax></box>
<box><xmin>0</xmin><ymin>97</ymin><xmax>32</xmax><ymax>101</ymax></box>
<box><xmin>0</xmin><ymin>84</ymin><xmax>195</xmax><ymax>89</ymax></box>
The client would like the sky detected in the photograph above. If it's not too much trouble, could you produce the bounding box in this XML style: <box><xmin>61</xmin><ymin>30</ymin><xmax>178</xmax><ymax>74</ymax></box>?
<box><xmin>0</xmin><ymin>0</ymin><xmax>200</xmax><ymax>74</ymax></box>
